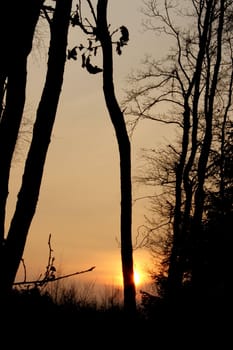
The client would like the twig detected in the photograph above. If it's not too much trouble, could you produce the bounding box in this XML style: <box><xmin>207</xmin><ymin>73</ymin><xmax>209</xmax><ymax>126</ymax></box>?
<box><xmin>13</xmin><ymin>266</ymin><xmax>96</xmax><ymax>286</ymax></box>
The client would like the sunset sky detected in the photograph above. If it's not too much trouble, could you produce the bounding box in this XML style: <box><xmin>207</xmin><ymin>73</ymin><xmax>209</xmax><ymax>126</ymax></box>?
<box><xmin>6</xmin><ymin>0</ymin><xmax>174</xmax><ymax>294</ymax></box>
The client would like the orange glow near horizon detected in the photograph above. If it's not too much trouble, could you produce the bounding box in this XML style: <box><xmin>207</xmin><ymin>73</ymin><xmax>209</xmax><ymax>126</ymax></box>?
<box><xmin>113</xmin><ymin>264</ymin><xmax>150</xmax><ymax>289</ymax></box>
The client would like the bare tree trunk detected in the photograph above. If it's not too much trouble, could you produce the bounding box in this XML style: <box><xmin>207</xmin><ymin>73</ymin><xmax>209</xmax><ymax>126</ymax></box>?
<box><xmin>97</xmin><ymin>0</ymin><xmax>136</xmax><ymax>315</ymax></box>
<box><xmin>1</xmin><ymin>0</ymin><xmax>72</xmax><ymax>299</ymax></box>
<box><xmin>0</xmin><ymin>0</ymin><xmax>45</xmax><ymax>242</ymax></box>
<box><xmin>166</xmin><ymin>101</ymin><xmax>190</xmax><ymax>301</ymax></box>
<box><xmin>167</xmin><ymin>0</ymin><xmax>213</xmax><ymax>301</ymax></box>
<box><xmin>191</xmin><ymin>0</ymin><xmax>224</xmax><ymax>297</ymax></box>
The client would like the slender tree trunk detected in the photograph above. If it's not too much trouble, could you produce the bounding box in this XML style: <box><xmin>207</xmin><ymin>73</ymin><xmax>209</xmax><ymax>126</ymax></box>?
<box><xmin>0</xmin><ymin>0</ymin><xmax>45</xmax><ymax>242</ymax></box>
<box><xmin>191</xmin><ymin>0</ymin><xmax>224</xmax><ymax>298</ymax></box>
<box><xmin>1</xmin><ymin>0</ymin><xmax>72</xmax><ymax>299</ymax></box>
<box><xmin>167</xmin><ymin>0</ymin><xmax>216</xmax><ymax>302</ymax></box>
<box><xmin>97</xmin><ymin>0</ymin><xmax>136</xmax><ymax>315</ymax></box>
<box><xmin>166</xmin><ymin>99</ymin><xmax>191</xmax><ymax>301</ymax></box>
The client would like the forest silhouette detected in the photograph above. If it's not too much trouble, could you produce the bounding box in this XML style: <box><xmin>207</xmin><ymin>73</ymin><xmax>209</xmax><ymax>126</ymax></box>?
<box><xmin>0</xmin><ymin>0</ymin><xmax>230</xmax><ymax>344</ymax></box>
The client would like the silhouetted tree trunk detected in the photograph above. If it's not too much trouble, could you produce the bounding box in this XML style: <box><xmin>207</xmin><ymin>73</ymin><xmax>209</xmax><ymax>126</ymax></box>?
<box><xmin>0</xmin><ymin>0</ymin><xmax>45</xmax><ymax>244</ymax></box>
<box><xmin>0</xmin><ymin>0</ymin><xmax>72</xmax><ymax>300</ymax></box>
<box><xmin>191</xmin><ymin>0</ymin><xmax>225</xmax><ymax>297</ymax></box>
<box><xmin>96</xmin><ymin>0</ymin><xmax>136</xmax><ymax>314</ymax></box>
<box><xmin>167</xmin><ymin>0</ymin><xmax>214</xmax><ymax>301</ymax></box>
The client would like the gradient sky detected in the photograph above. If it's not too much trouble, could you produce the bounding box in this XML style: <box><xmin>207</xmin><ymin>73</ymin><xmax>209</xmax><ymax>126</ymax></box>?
<box><xmin>6</xmin><ymin>0</ymin><xmax>173</xmax><ymax>294</ymax></box>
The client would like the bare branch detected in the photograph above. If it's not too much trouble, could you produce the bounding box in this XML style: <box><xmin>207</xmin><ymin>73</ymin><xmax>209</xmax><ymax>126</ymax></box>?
<box><xmin>13</xmin><ymin>266</ymin><xmax>96</xmax><ymax>286</ymax></box>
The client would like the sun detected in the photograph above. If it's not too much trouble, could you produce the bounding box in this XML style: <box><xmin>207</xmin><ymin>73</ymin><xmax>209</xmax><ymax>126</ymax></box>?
<box><xmin>134</xmin><ymin>269</ymin><xmax>141</xmax><ymax>286</ymax></box>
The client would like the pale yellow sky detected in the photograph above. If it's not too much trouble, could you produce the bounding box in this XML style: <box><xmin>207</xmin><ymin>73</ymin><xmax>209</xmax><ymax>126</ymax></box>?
<box><xmin>7</xmin><ymin>1</ymin><xmax>174</xmax><ymax>293</ymax></box>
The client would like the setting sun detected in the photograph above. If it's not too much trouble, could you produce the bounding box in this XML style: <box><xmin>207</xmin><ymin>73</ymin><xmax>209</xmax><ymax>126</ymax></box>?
<box><xmin>134</xmin><ymin>269</ymin><xmax>141</xmax><ymax>286</ymax></box>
